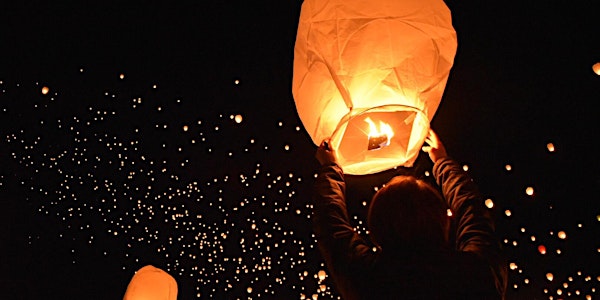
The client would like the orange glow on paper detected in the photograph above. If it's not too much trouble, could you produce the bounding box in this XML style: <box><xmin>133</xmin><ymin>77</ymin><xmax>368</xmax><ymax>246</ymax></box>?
<box><xmin>318</xmin><ymin>270</ymin><xmax>326</xmax><ymax>281</ymax></box>
<box><xmin>234</xmin><ymin>114</ymin><xmax>243</xmax><ymax>123</ymax></box>
<box><xmin>123</xmin><ymin>265</ymin><xmax>178</xmax><ymax>300</ymax></box>
<box><xmin>41</xmin><ymin>86</ymin><xmax>50</xmax><ymax>95</ymax></box>
<box><xmin>538</xmin><ymin>245</ymin><xmax>547</xmax><ymax>255</ymax></box>
<box><xmin>292</xmin><ymin>0</ymin><xmax>457</xmax><ymax>175</ymax></box>
<box><xmin>593</xmin><ymin>62</ymin><xmax>600</xmax><ymax>75</ymax></box>
<box><xmin>526</xmin><ymin>187</ymin><xmax>534</xmax><ymax>196</ymax></box>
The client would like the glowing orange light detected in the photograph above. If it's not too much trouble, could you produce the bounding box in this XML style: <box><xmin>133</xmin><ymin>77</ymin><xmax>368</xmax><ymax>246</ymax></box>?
<box><xmin>447</xmin><ymin>209</ymin><xmax>453</xmax><ymax>217</ymax></box>
<box><xmin>526</xmin><ymin>187</ymin><xmax>534</xmax><ymax>196</ymax></box>
<box><xmin>558</xmin><ymin>231</ymin><xmax>567</xmax><ymax>239</ymax></box>
<box><xmin>318</xmin><ymin>270</ymin><xmax>326</xmax><ymax>281</ymax></box>
<box><xmin>593</xmin><ymin>62</ymin><xmax>600</xmax><ymax>75</ymax></box>
<box><xmin>41</xmin><ymin>86</ymin><xmax>49</xmax><ymax>95</ymax></box>
<box><xmin>547</xmin><ymin>142</ymin><xmax>555</xmax><ymax>152</ymax></box>
<box><xmin>484</xmin><ymin>199</ymin><xmax>494</xmax><ymax>209</ymax></box>
<box><xmin>365</xmin><ymin>117</ymin><xmax>394</xmax><ymax>150</ymax></box>
<box><xmin>546</xmin><ymin>273</ymin><xmax>554</xmax><ymax>281</ymax></box>
<box><xmin>505</xmin><ymin>210</ymin><xmax>512</xmax><ymax>217</ymax></box>
<box><xmin>538</xmin><ymin>245</ymin><xmax>547</xmax><ymax>255</ymax></box>
<box><xmin>235</xmin><ymin>114</ymin><xmax>243</xmax><ymax>123</ymax></box>
<box><xmin>123</xmin><ymin>265</ymin><xmax>178</xmax><ymax>300</ymax></box>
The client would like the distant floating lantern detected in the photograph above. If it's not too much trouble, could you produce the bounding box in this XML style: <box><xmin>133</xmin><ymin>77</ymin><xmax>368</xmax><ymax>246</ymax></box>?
<box><xmin>538</xmin><ymin>245</ymin><xmax>547</xmax><ymax>255</ymax></box>
<box><xmin>546</xmin><ymin>273</ymin><xmax>554</xmax><ymax>281</ymax></box>
<box><xmin>318</xmin><ymin>270</ymin><xmax>326</xmax><ymax>281</ymax></box>
<box><xmin>558</xmin><ymin>231</ymin><xmax>567</xmax><ymax>239</ymax></box>
<box><xmin>547</xmin><ymin>142</ymin><xmax>555</xmax><ymax>152</ymax></box>
<box><xmin>123</xmin><ymin>265</ymin><xmax>178</xmax><ymax>300</ymax></box>
<box><xmin>292</xmin><ymin>0</ymin><xmax>457</xmax><ymax>175</ymax></box>
<box><xmin>41</xmin><ymin>86</ymin><xmax>49</xmax><ymax>95</ymax></box>
<box><xmin>484</xmin><ymin>199</ymin><xmax>494</xmax><ymax>209</ymax></box>
<box><xmin>182</xmin><ymin>125</ymin><xmax>189</xmax><ymax>132</ymax></box>
<box><xmin>235</xmin><ymin>114</ymin><xmax>243</xmax><ymax>123</ymax></box>
<box><xmin>505</xmin><ymin>210</ymin><xmax>512</xmax><ymax>217</ymax></box>
<box><xmin>593</xmin><ymin>62</ymin><xmax>600</xmax><ymax>75</ymax></box>
<box><xmin>526</xmin><ymin>187</ymin><xmax>534</xmax><ymax>196</ymax></box>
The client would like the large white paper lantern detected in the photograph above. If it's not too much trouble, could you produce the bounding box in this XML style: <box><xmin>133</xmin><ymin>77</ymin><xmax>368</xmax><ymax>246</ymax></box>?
<box><xmin>293</xmin><ymin>0</ymin><xmax>457</xmax><ymax>175</ymax></box>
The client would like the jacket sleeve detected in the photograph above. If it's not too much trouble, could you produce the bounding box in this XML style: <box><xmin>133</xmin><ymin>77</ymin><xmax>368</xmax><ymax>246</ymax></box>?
<box><xmin>312</xmin><ymin>163</ymin><xmax>372</xmax><ymax>299</ymax></box>
<box><xmin>433</xmin><ymin>157</ymin><xmax>508</xmax><ymax>298</ymax></box>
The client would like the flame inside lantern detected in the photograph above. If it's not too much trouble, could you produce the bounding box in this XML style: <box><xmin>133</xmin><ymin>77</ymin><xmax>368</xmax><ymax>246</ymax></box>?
<box><xmin>328</xmin><ymin>105</ymin><xmax>429</xmax><ymax>175</ymax></box>
<box><xmin>365</xmin><ymin>117</ymin><xmax>394</xmax><ymax>150</ymax></box>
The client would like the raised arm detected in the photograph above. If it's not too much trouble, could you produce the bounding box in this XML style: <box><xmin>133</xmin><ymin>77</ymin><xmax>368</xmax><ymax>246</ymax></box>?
<box><xmin>424</xmin><ymin>130</ymin><xmax>508</xmax><ymax>297</ymax></box>
<box><xmin>312</xmin><ymin>140</ymin><xmax>372</xmax><ymax>299</ymax></box>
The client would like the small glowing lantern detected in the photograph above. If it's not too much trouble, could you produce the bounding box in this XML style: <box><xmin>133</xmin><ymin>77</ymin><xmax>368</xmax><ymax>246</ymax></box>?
<box><xmin>123</xmin><ymin>265</ymin><xmax>178</xmax><ymax>300</ymax></box>
<box><xmin>234</xmin><ymin>114</ymin><xmax>243</xmax><ymax>123</ymax></box>
<box><xmin>593</xmin><ymin>62</ymin><xmax>600</xmax><ymax>76</ymax></box>
<box><xmin>41</xmin><ymin>86</ymin><xmax>50</xmax><ymax>95</ymax></box>
<box><xmin>318</xmin><ymin>270</ymin><xmax>327</xmax><ymax>281</ymax></box>
<box><xmin>293</xmin><ymin>0</ymin><xmax>457</xmax><ymax>175</ymax></box>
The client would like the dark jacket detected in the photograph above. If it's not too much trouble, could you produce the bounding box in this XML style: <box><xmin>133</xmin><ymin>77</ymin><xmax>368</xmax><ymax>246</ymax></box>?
<box><xmin>313</xmin><ymin>157</ymin><xmax>507</xmax><ymax>299</ymax></box>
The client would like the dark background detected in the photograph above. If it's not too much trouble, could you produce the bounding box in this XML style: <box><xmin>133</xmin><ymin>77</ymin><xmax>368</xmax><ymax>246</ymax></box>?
<box><xmin>1</xmin><ymin>1</ymin><xmax>599</xmax><ymax>299</ymax></box>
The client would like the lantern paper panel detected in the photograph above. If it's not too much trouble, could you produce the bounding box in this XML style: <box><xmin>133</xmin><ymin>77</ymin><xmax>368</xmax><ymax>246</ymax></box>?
<box><xmin>123</xmin><ymin>265</ymin><xmax>178</xmax><ymax>300</ymax></box>
<box><xmin>293</xmin><ymin>0</ymin><xmax>457</xmax><ymax>175</ymax></box>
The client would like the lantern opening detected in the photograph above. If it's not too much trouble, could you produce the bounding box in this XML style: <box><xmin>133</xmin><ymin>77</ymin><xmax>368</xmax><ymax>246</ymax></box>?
<box><xmin>329</xmin><ymin>105</ymin><xmax>429</xmax><ymax>175</ymax></box>
<box><xmin>365</xmin><ymin>117</ymin><xmax>394</xmax><ymax>150</ymax></box>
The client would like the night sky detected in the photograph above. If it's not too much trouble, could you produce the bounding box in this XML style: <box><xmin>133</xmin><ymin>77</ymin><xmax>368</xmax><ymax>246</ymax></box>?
<box><xmin>1</xmin><ymin>1</ymin><xmax>599</xmax><ymax>299</ymax></box>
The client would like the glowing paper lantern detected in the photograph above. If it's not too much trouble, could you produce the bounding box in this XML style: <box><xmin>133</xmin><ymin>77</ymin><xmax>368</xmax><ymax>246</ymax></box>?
<box><xmin>293</xmin><ymin>0</ymin><xmax>457</xmax><ymax>174</ymax></box>
<box><xmin>593</xmin><ymin>62</ymin><xmax>600</xmax><ymax>75</ymax></box>
<box><xmin>123</xmin><ymin>265</ymin><xmax>178</xmax><ymax>300</ymax></box>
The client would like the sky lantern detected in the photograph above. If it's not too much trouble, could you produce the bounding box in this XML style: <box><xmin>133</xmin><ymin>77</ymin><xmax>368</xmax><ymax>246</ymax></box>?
<box><xmin>123</xmin><ymin>265</ymin><xmax>178</xmax><ymax>300</ymax></box>
<box><xmin>292</xmin><ymin>0</ymin><xmax>457</xmax><ymax>175</ymax></box>
<box><xmin>593</xmin><ymin>62</ymin><xmax>600</xmax><ymax>75</ymax></box>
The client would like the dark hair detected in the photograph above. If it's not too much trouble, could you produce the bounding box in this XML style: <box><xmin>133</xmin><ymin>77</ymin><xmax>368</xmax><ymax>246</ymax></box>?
<box><xmin>367</xmin><ymin>175</ymin><xmax>450</xmax><ymax>251</ymax></box>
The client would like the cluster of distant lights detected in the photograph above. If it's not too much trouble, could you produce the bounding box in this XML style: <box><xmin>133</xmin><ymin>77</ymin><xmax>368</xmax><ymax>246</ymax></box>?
<box><xmin>2</xmin><ymin>65</ymin><xmax>600</xmax><ymax>299</ymax></box>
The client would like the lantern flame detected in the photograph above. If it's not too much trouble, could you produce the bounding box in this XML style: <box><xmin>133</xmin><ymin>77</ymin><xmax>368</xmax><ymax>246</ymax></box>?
<box><xmin>365</xmin><ymin>117</ymin><xmax>394</xmax><ymax>150</ymax></box>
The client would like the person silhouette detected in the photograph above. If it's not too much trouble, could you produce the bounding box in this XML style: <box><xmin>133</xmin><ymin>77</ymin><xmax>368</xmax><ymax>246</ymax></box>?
<box><xmin>312</xmin><ymin>129</ymin><xmax>507</xmax><ymax>299</ymax></box>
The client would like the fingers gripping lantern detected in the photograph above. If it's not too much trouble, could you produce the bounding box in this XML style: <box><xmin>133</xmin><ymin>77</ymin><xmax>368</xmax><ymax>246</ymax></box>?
<box><xmin>292</xmin><ymin>0</ymin><xmax>457</xmax><ymax>175</ymax></box>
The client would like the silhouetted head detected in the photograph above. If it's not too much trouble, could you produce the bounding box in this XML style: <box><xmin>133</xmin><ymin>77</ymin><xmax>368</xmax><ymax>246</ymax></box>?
<box><xmin>367</xmin><ymin>175</ymin><xmax>450</xmax><ymax>252</ymax></box>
